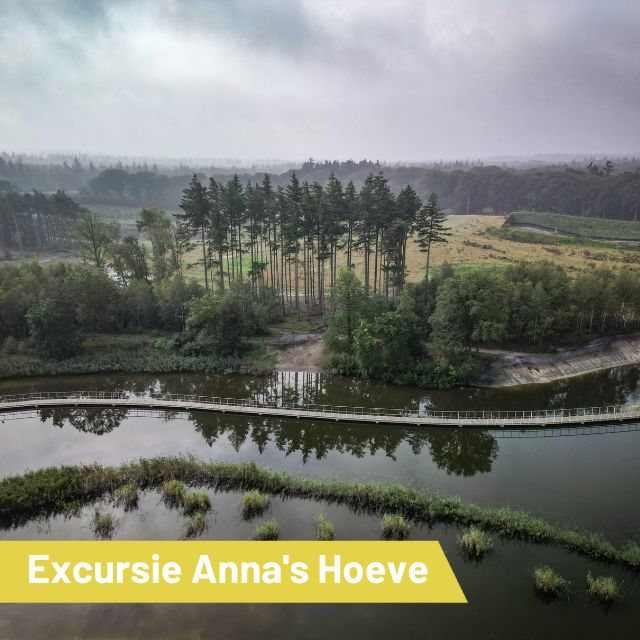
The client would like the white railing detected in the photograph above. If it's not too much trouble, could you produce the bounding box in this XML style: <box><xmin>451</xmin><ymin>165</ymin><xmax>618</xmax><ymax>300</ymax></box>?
<box><xmin>1</xmin><ymin>391</ymin><xmax>639</xmax><ymax>426</ymax></box>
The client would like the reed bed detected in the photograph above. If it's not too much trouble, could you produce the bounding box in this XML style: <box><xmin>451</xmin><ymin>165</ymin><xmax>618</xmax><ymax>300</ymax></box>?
<box><xmin>0</xmin><ymin>457</ymin><xmax>638</xmax><ymax>569</ymax></box>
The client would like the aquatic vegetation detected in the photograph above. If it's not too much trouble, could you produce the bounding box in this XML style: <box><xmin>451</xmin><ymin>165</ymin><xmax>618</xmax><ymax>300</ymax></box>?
<box><xmin>381</xmin><ymin>514</ymin><xmax>409</xmax><ymax>539</ymax></box>
<box><xmin>161</xmin><ymin>479</ymin><xmax>187</xmax><ymax>506</ymax></box>
<box><xmin>532</xmin><ymin>565</ymin><xmax>570</xmax><ymax>598</ymax></box>
<box><xmin>114</xmin><ymin>483</ymin><xmax>139</xmax><ymax>511</ymax></box>
<box><xmin>621</xmin><ymin>542</ymin><xmax>640</xmax><ymax>568</ymax></box>
<box><xmin>182</xmin><ymin>491</ymin><xmax>211</xmax><ymax>515</ymax></box>
<box><xmin>458</xmin><ymin>527</ymin><xmax>492</xmax><ymax>558</ymax></box>
<box><xmin>241</xmin><ymin>490</ymin><xmax>270</xmax><ymax>518</ymax></box>
<box><xmin>1</xmin><ymin>457</ymin><xmax>639</xmax><ymax>568</ymax></box>
<box><xmin>92</xmin><ymin>509</ymin><xmax>115</xmax><ymax>539</ymax></box>
<box><xmin>184</xmin><ymin>512</ymin><xmax>207</xmax><ymax>538</ymax></box>
<box><xmin>254</xmin><ymin>518</ymin><xmax>280</xmax><ymax>540</ymax></box>
<box><xmin>586</xmin><ymin>572</ymin><xmax>620</xmax><ymax>603</ymax></box>
<box><xmin>314</xmin><ymin>513</ymin><xmax>335</xmax><ymax>541</ymax></box>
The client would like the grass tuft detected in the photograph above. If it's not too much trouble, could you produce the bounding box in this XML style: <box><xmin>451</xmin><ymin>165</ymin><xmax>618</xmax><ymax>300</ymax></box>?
<box><xmin>621</xmin><ymin>542</ymin><xmax>640</xmax><ymax>568</ymax></box>
<box><xmin>381</xmin><ymin>514</ymin><xmax>409</xmax><ymax>540</ymax></box>
<box><xmin>532</xmin><ymin>565</ymin><xmax>570</xmax><ymax>598</ymax></box>
<box><xmin>586</xmin><ymin>572</ymin><xmax>620</xmax><ymax>603</ymax></box>
<box><xmin>114</xmin><ymin>483</ymin><xmax>139</xmax><ymax>511</ymax></box>
<box><xmin>241</xmin><ymin>490</ymin><xmax>270</xmax><ymax>518</ymax></box>
<box><xmin>314</xmin><ymin>513</ymin><xmax>335</xmax><ymax>541</ymax></box>
<box><xmin>92</xmin><ymin>509</ymin><xmax>115</xmax><ymax>539</ymax></box>
<box><xmin>161</xmin><ymin>479</ymin><xmax>186</xmax><ymax>507</ymax></box>
<box><xmin>458</xmin><ymin>526</ymin><xmax>492</xmax><ymax>559</ymax></box>
<box><xmin>254</xmin><ymin>518</ymin><xmax>280</xmax><ymax>541</ymax></box>
<box><xmin>182</xmin><ymin>491</ymin><xmax>211</xmax><ymax>515</ymax></box>
<box><xmin>184</xmin><ymin>512</ymin><xmax>207</xmax><ymax>538</ymax></box>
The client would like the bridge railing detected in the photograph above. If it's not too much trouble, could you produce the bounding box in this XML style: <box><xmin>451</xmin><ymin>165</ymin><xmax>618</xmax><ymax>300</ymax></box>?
<box><xmin>0</xmin><ymin>391</ymin><xmax>637</xmax><ymax>422</ymax></box>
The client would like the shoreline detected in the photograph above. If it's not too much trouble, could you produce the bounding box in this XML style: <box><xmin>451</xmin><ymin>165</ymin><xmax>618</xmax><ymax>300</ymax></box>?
<box><xmin>475</xmin><ymin>334</ymin><xmax>640</xmax><ymax>387</ymax></box>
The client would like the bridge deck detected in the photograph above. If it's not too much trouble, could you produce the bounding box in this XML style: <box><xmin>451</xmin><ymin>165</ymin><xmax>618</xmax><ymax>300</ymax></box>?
<box><xmin>2</xmin><ymin>392</ymin><xmax>640</xmax><ymax>428</ymax></box>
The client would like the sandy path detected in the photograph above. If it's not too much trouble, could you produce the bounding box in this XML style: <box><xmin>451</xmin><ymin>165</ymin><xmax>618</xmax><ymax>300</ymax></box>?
<box><xmin>270</xmin><ymin>333</ymin><xmax>326</xmax><ymax>372</ymax></box>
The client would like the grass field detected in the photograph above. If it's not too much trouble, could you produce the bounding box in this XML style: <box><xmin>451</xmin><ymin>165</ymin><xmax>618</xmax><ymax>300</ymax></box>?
<box><xmin>183</xmin><ymin>214</ymin><xmax>640</xmax><ymax>289</ymax></box>
<box><xmin>507</xmin><ymin>211</ymin><xmax>640</xmax><ymax>241</ymax></box>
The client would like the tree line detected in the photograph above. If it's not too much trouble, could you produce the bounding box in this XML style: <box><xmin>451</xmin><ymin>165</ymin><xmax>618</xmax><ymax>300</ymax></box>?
<box><xmin>0</xmin><ymin>189</ymin><xmax>84</xmax><ymax>255</ymax></box>
<box><xmin>325</xmin><ymin>261</ymin><xmax>640</xmax><ymax>387</ymax></box>
<box><xmin>176</xmin><ymin>171</ymin><xmax>448</xmax><ymax>315</ymax></box>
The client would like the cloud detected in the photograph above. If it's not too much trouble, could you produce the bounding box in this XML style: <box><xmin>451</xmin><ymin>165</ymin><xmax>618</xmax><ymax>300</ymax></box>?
<box><xmin>0</xmin><ymin>0</ymin><xmax>639</xmax><ymax>160</ymax></box>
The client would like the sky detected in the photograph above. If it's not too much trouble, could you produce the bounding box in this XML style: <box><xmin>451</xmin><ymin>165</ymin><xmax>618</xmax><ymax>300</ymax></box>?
<box><xmin>1</xmin><ymin>0</ymin><xmax>639</xmax><ymax>162</ymax></box>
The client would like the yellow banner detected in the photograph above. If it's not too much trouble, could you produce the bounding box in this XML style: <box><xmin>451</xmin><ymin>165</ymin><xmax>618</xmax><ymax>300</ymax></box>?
<box><xmin>0</xmin><ymin>541</ymin><xmax>466</xmax><ymax>603</ymax></box>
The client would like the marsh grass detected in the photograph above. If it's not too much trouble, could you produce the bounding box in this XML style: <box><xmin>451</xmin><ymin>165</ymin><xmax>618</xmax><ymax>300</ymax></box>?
<box><xmin>532</xmin><ymin>565</ymin><xmax>570</xmax><ymax>598</ymax></box>
<box><xmin>314</xmin><ymin>513</ymin><xmax>335</xmax><ymax>541</ymax></box>
<box><xmin>254</xmin><ymin>519</ymin><xmax>279</xmax><ymax>540</ymax></box>
<box><xmin>182</xmin><ymin>491</ymin><xmax>211</xmax><ymax>515</ymax></box>
<box><xmin>621</xmin><ymin>543</ymin><xmax>640</xmax><ymax>568</ymax></box>
<box><xmin>458</xmin><ymin>526</ymin><xmax>492</xmax><ymax>559</ymax></box>
<box><xmin>114</xmin><ymin>483</ymin><xmax>139</xmax><ymax>511</ymax></box>
<box><xmin>241</xmin><ymin>490</ymin><xmax>270</xmax><ymax>518</ymax></box>
<box><xmin>586</xmin><ymin>572</ymin><xmax>621</xmax><ymax>603</ymax></box>
<box><xmin>1</xmin><ymin>457</ymin><xmax>638</xmax><ymax>569</ymax></box>
<box><xmin>92</xmin><ymin>509</ymin><xmax>115</xmax><ymax>539</ymax></box>
<box><xmin>381</xmin><ymin>514</ymin><xmax>409</xmax><ymax>540</ymax></box>
<box><xmin>161</xmin><ymin>479</ymin><xmax>186</xmax><ymax>507</ymax></box>
<box><xmin>184</xmin><ymin>512</ymin><xmax>207</xmax><ymax>538</ymax></box>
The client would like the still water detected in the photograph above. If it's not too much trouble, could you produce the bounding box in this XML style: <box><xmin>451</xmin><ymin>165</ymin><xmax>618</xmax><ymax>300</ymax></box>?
<box><xmin>1</xmin><ymin>369</ymin><xmax>640</xmax><ymax>638</ymax></box>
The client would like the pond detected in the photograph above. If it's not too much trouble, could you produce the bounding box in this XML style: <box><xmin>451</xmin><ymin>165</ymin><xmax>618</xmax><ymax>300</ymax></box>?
<box><xmin>1</xmin><ymin>368</ymin><xmax>640</xmax><ymax>638</ymax></box>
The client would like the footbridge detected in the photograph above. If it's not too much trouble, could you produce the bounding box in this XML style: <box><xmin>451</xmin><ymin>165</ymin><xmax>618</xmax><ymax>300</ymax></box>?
<box><xmin>2</xmin><ymin>391</ymin><xmax>640</xmax><ymax>428</ymax></box>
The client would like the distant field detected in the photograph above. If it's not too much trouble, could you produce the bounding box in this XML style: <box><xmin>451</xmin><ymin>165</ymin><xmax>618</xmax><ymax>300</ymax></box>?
<box><xmin>507</xmin><ymin>211</ymin><xmax>640</xmax><ymax>241</ymax></box>
<box><xmin>183</xmin><ymin>214</ymin><xmax>640</xmax><ymax>289</ymax></box>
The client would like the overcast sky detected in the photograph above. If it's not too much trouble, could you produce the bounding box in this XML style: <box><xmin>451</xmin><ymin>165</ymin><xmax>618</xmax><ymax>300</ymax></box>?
<box><xmin>1</xmin><ymin>0</ymin><xmax>639</xmax><ymax>161</ymax></box>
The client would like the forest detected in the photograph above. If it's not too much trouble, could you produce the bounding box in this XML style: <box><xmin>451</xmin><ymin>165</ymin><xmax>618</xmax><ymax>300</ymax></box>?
<box><xmin>2</xmin><ymin>154</ymin><xmax>640</xmax><ymax>221</ymax></box>
<box><xmin>2</xmin><ymin>166</ymin><xmax>640</xmax><ymax>387</ymax></box>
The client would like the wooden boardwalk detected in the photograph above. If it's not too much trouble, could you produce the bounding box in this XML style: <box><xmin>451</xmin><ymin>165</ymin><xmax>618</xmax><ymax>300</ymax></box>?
<box><xmin>2</xmin><ymin>391</ymin><xmax>640</xmax><ymax>428</ymax></box>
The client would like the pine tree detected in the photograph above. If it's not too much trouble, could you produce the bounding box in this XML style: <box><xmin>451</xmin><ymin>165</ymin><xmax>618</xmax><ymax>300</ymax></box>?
<box><xmin>415</xmin><ymin>192</ymin><xmax>450</xmax><ymax>281</ymax></box>
<box><xmin>177</xmin><ymin>174</ymin><xmax>211</xmax><ymax>290</ymax></box>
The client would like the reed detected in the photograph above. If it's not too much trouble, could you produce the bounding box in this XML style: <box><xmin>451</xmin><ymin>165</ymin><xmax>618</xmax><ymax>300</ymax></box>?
<box><xmin>114</xmin><ymin>483</ymin><xmax>139</xmax><ymax>511</ymax></box>
<box><xmin>586</xmin><ymin>572</ymin><xmax>620</xmax><ymax>603</ymax></box>
<box><xmin>241</xmin><ymin>490</ymin><xmax>270</xmax><ymax>518</ymax></box>
<box><xmin>458</xmin><ymin>526</ymin><xmax>492</xmax><ymax>559</ymax></box>
<box><xmin>92</xmin><ymin>509</ymin><xmax>115</xmax><ymax>539</ymax></box>
<box><xmin>0</xmin><ymin>457</ymin><xmax>638</xmax><ymax>568</ymax></box>
<box><xmin>532</xmin><ymin>565</ymin><xmax>570</xmax><ymax>598</ymax></box>
<box><xmin>314</xmin><ymin>513</ymin><xmax>335</xmax><ymax>541</ymax></box>
<box><xmin>254</xmin><ymin>518</ymin><xmax>279</xmax><ymax>540</ymax></box>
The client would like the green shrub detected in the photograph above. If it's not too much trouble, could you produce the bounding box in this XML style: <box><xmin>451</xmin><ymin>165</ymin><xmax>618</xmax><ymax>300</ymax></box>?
<box><xmin>241</xmin><ymin>490</ymin><xmax>270</xmax><ymax>518</ymax></box>
<box><xmin>184</xmin><ymin>512</ymin><xmax>207</xmax><ymax>538</ymax></box>
<box><xmin>532</xmin><ymin>565</ymin><xmax>570</xmax><ymax>597</ymax></box>
<box><xmin>161</xmin><ymin>479</ymin><xmax>186</xmax><ymax>506</ymax></box>
<box><xmin>182</xmin><ymin>491</ymin><xmax>211</xmax><ymax>515</ymax></box>
<box><xmin>314</xmin><ymin>513</ymin><xmax>335</xmax><ymax>541</ymax></box>
<box><xmin>93</xmin><ymin>509</ymin><xmax>115</xmax><ymax>539</ymax></box>
<box><xmin>381</xmin><ymin>514</ymin><xmax>409</xmax><ymax>540</ymax></box>
<box><xmin>114</xmin><ymin>483</ymin><xmax>139</xmax><ymax>511</ymax></box>
<box><xmin>254</xmin><ymin>518</ymin><xmax>280</xmax><ymax>541</ymax></box>
<box><xmin>458</xmin><ymin>526</ymin><xmax>492</xmax><ymax>558</ymax></box>
<box><xmin>586</xmin><ymin>572</ymin><xmax>620</xmax><ymax>603</ymax></box>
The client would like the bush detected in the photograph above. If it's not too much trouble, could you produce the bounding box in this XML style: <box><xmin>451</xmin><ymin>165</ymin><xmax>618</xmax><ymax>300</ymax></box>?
<box><xmin>314</xmin><ymin>513</ymin><xmax>335</xmax><ymax>541</ymax></box>
<box><xmin>253</xmin><ymin>519</ymin><xmax>280</xmax><ymax>540</ymax></box>
<box><xmin>381</xmin><ymin>514</ymin><xmax>409</xmax><ymax>540</ymax></box>
<box><xmin>93</xmin><ymin>509</ymin><xmax>115</xmax><ymax>539</ymax></box>
<box><xmin>184</xmin><ymin>512</ymin><xmax>207</xmax><ymax>538</ymax></box>
<box><xmin>182</xmin><ymin>491</ymin><xmax>211</xmax><ymax>515</ymax></box>
<box><xmin>586</xmin><ymin>572</ymin><xmax>620</xmax><ymax>603</ymax></box>
<box><xmin>458</xmin><ymin>526</ymin><xmax>492</xmax><ymax>558</ymax></box>
<box><xmin>241</xmin><ymin>490</ymin><xmax>270</xmax><ymax>518</ymax></box>
<box><xmin>532</xmin><ymin>565</ymin><xmax>570</xmax><ymax>598</ymax></box>
<box><xmin>161</xmin><ymin>479</ymin><xmax>186</xmax><ymax>506</ymax></box>
<box><xmin>114</xmin><ymin>483</ymin><xmax>139</xmax><ymax>511</ymax></box>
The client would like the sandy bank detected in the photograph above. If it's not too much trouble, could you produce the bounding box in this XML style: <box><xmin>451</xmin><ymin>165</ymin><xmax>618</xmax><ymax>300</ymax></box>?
<box><xmin>475</xmin><ymin>334</ymin><xmax>640</xmax><ymax>387</ymax></box>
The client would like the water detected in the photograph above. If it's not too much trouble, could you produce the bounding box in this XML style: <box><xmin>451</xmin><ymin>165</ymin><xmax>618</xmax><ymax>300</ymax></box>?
<box><xmin>1</xmin><ymin>369</ymin><xmax>640</xmax><ymax>638</ymax></box>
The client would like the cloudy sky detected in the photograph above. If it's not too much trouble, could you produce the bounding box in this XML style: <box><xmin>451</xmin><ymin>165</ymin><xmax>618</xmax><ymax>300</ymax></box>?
<box><xmin>1</xmin><ymin>0</ymin><xmax>639</xmax><ymax>161</ymax></box>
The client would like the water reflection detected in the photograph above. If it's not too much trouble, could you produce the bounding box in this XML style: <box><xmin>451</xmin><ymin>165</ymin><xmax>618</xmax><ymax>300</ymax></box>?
<box><xmin>39</xmin><ymin>407</ymin><xmax>129</xmax><ymax>435</ymax></box>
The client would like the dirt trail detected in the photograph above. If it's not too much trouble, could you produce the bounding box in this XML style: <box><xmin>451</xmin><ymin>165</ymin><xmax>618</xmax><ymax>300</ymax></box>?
<box><xmin>475</xmin><ymin>334</ymin><xmax>640</xmax><ymax>387</ymax></box>
<box><xmin>268</xmin><ymin>331</ymin><xmax>326</xmax><ymax>372</ymax></box>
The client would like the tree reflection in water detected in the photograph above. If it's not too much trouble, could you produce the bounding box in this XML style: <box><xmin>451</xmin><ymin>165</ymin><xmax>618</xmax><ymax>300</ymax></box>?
<box><xmin>39</xmin><ymin>407</ymin><xmax>129</xmax><ymax>435</ymax></box>
<box><xmin>190</xmin><ymin>412</ymin><xmax>499</xmax><ymax>476</ymax></box>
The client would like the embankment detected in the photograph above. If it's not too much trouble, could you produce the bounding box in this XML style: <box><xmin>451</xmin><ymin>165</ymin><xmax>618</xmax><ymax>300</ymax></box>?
<box><xmin>475</xmin><ymin>334</ymin><xmax>640</xmax><ymax>387</ymax></box>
